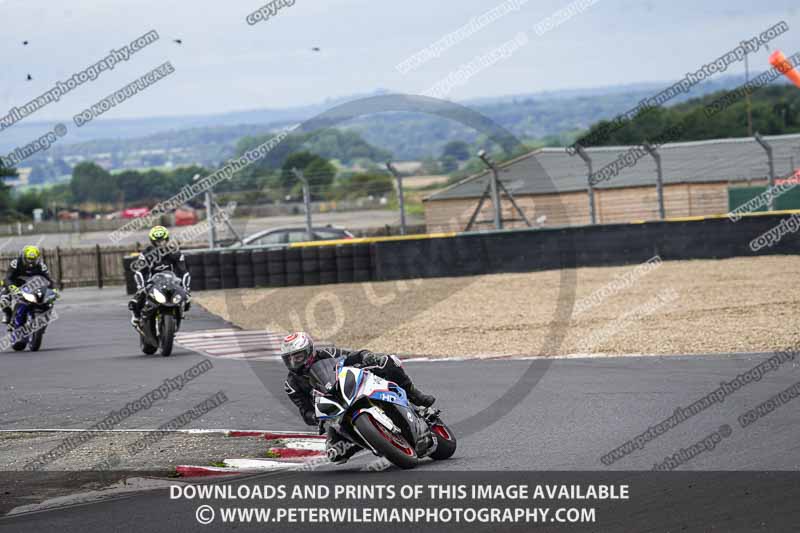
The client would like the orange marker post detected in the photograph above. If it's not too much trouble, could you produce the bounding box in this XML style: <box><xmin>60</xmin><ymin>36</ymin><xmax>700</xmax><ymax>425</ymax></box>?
<box><xmin>769</xmin><ymin>50</ymin><xmax>800</xmax><ymax>89</ymax></box>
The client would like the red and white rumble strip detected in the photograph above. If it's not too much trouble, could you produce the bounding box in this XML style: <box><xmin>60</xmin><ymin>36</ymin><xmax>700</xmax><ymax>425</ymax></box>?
<box><xmin>175</xmin><ymin>431</ymin><xmax>327</xmax><ymax>477</ymax></box>
<box><xmin>174</xmin><ymin>329</ymin><xmax>288</xmax><ymax>361</ymax></box>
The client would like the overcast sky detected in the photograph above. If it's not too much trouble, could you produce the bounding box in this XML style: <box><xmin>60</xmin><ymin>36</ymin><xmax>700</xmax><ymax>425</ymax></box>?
<box><xmin>1</xmin><ymin>0</ymin><xmax>799</xmax><ymax>123</ymax></box>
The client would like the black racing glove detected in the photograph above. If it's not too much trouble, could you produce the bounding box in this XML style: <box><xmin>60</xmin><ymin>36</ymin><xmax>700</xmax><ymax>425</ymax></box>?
<box><xmin>362</xmin><ymin>353</ymin><xmax>388</xmax><ymax>367</ymax></box>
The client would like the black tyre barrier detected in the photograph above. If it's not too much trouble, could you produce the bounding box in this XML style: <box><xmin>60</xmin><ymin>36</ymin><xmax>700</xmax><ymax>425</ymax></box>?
<box><xmin>352</xmin><ymin>242</ymin><xmax>372</xmax><ymax>272</ymax></box>
<box><xmin>300</xmin><ymin>246</ymin><xmax>321</xmax><ymax>286</ymax></box>
<box><xmin>252</xmin><ymin>249</ymin><xmax>269</xmax><ymax>287</ymax></box>
<box><xmin>301</xmin><ymin>246</ymin><xmax>320</xmax><ymax>285</ymax></box>
<box><xmin>336</xmin><ymin>244</ymin><xmax>355</xmax><ymax>283</ymax></box>
<box><xmin>303</xmin><ymin>271</ymin><xmax>321</xmax><ymax>286</ymax></box>
<box><xmin>352</xmin><ymin>243</ymin><xmax>370</xmax><ymax>256</ymax></box>
<box><xmin>235</xmin><ymin>250</ymin><xmax>255</xmax><ymax>288</ymax></box>
<box><xmin>124</xmin><ymin>213</ymin><xmax>800</xmax><ymax>293</ymax></box>
<box><xmin>219</xmin><ymin>251</ymin><xmax>238</xmax><ymax>289</ymax></box>
<box><xmin>267</xmin><ymin>249</ymin><xmax>286</xmax><ymax>274</ymax></box>
<box><xmin>203</xmin><ymin>251</ymin><xmax>221</xmax><ymax>289</ymax></box>
<box><xmin>123</xmin><ymin>256</ymin><xmax>138</xmax><ymax>295</ymax></box>
<box><xmin>320</xmin><ymin>271</ymin><xmax>338</xmax><ymax>285</ymax></box>
<box><xmin>285</xmin><ymin>248</ymin><xmax>301</xmax><ymax>275</ymax></box>
<box><xmin>353</xmin><ymin>269</ymin><xmax>372</xmax><ymax>282</ymax></box>
<box><xmin>318</xmin><ymin>245</ymin><xmax>337</xmax><ymax>271</ymax></box>
<box><xmin>373</xmin><ymin>235</ymin><xmax>486</xmax><ymax>280</ymax></box>
<box><xmin>252</xmin><ymin>249</ymin><xmax>270</xmax><ymax>264</ymax></box>
<box><xmin>266</xmin><ymin>249</ymin><xmax>286</xmax><ymax>286</ymax></box>
<box><xmin>269</xmin><ymin>273</ymin><xmax>287</xmax><ymax>287</ymax></box>
<box><xmin>185</xmin><ymin>253</ymin><xmax>206</xmax><ymax>291</ymax></box>
<box><xmin>317</xmin><ymin>245</ymin><xmax>338</xmax><ymax>285</ymax></box>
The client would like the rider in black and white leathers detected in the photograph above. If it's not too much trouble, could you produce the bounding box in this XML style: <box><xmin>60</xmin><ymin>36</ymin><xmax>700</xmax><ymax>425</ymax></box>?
<box><xmin>284</xmin><ymin>347</ymin><xmax>427</xmax><ymax>425</ymax></box>
<box><xmin>128</xmin><ymin>230</ymin><xmax>191</xmax><ymax>325</ymax></box>
<box><xmin>280</xmin><ymin>332</ymin><xmax>435</xmax><ymax>463</ymax></box>
<box><xmin>1</xmin><ymin>247</ymin><xmax>54</xmax><ymax>324</ymax></box>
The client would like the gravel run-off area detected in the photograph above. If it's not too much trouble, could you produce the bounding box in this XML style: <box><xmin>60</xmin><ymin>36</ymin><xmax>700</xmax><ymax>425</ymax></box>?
<box><xmin>195</xmin><ymin>256</ymin><xmax>799</xmax><ymax>358</ymax></box>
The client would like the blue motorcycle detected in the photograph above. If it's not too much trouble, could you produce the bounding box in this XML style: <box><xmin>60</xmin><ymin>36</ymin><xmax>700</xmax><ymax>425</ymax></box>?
<box><xmin>9</xmin><ymin>275</ymin><xmax>58</xmax><ymax>352</ymax></box>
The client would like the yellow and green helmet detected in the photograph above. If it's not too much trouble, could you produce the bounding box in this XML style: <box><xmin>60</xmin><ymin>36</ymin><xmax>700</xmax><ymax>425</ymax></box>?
<box><xmin>148</xmin><ymin>225</ymin><xmax>169</xmax><ymax>245</ymax></box>
<box><xmin>22</xmin><ymin>245</ymin><xmax>41</xmax><ymax>266</ymax></box>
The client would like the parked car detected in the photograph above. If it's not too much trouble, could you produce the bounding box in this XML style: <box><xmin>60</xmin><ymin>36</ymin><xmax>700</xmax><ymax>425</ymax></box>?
<box><xmin>226</xmin><ymin>226</ymin><xmax>354</xmax><ymax>247</ymax></box>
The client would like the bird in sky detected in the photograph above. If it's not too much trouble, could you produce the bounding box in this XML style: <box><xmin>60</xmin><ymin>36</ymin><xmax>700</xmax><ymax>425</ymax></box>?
<box><xmin>22</xmin><ymin>40</ymin><xmax>29</xmax><ymax>45</ymax></box>
<box><xmin>26</xmin><ymin>74</ymin><xmax>32</xmax><ymax>81</ymax></box>
<box><xmin>174</xmin><ymin>39</ymin><xmax>183</xmax><ymax>45</ymax></box>
<box><xmin>311</xmin><ymin>47</ymin><xmax>321</xmax><ymax>52</ymax></box>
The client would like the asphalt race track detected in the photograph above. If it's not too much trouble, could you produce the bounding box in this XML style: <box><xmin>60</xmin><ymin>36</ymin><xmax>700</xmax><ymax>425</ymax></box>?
<box><xmin>2</xmin><ymin>287</ymin><xmax>800</xmax><ymax>467</ymax></box>
<box><xmin>1</xmin><ymin>287</ymin><xmax>799</xmax><ymax>531</ymax></box>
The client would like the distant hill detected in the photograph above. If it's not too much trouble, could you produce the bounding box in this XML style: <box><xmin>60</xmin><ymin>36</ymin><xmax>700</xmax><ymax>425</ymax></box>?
<box><xmin>7</xmin><ymin>73</ymin><xmax>786</xmax><ymax>183</ymax></box>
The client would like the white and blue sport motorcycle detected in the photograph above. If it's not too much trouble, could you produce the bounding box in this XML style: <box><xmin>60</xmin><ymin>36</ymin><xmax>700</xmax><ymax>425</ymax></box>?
<box><xmin>309</xmin><ymin>357</ymin><xmax>457</xmax><ymax>469</ymax></box>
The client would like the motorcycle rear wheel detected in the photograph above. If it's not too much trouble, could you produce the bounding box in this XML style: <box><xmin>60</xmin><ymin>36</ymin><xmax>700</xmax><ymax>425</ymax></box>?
<box><xmin>11</xmin><ymin>340</ymin><xmax>26</xmax><ymax>351</ymax></box>
<box><xmin>354</xmin><ymin>413</ymin><xmax>418</xmax><ymax>470</ymax></box>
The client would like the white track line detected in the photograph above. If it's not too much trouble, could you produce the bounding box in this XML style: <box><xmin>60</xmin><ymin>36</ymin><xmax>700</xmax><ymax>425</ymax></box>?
<box><xmin>223</xmin><ymin>459</ymin><xmax>296</xmax><ymax>470</ymax></box>
<box><xmin>0</xmin><ymin>428</ymin><xmax>317</xmax><ymax>434</ymax></box>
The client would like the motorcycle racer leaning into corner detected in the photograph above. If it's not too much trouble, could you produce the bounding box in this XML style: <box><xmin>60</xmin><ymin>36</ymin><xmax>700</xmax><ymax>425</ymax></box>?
<box><xmin>128</xmin><ymin>225</ymin><xmax>191</xmax><ymax>327</ymax></box>
<box><xmin>1</xmin><ymin>245</ymin><xmax>55</xmax><ymax>325</ymax></box>
<box><xmin>280</xmin><ymin>331</ymin><xmax>436</xmax><ymax>463</ymax></box>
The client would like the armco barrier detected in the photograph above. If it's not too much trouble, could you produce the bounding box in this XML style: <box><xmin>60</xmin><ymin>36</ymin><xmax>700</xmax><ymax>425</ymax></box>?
<box><xmin>123</xmin><ymin>213</ymin><xmax>800</xmax><ymax>294</ymax></box>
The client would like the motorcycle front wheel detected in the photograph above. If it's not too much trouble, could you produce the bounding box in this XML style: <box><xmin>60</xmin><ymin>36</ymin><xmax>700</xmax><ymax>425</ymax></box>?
<box><xmin>159</xmin><ymin>314</ymin><xmax>176</xmax><ymax>357</ymax></box>
<box><xmin>29</xmin><ymin>328</ymin><xmax>44</xmax><ymax>352</ymax></box>
<box><xmin>354</xmin><ymin>413</ymin><xmax>418</xmax><ymax>470</ymax></box>
<box><xmin>429</xmin><ymin>421</ymin><xmax>457</xmax><ymax>460</ymax></box>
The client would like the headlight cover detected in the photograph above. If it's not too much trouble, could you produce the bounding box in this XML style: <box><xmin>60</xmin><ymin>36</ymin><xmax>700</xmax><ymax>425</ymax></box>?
<box><xmin>172</xmin><ymin>293</ymin><xmax>183</xmax><ymax>303</ymax></box>
<box><xmin>152</xmin><ymin>288</ymin><xmax>167</xmax><ymax>304</ymax></box>
<box><xmin>22</xmin><ymin>292</ymin><xmax>37</xmax><ymax>303</ymax></box>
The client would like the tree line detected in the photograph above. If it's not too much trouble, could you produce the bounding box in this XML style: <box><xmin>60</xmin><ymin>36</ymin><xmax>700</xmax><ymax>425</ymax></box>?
<box><xmin>576</xmin><ymin>85</ymin><xmax>800</xmax><ymax>147</ymax></box>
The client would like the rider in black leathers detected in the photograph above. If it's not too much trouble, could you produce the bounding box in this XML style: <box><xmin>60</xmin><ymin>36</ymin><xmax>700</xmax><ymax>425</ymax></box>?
<box><xmin>1</xmin><ymin>246</ymin><xmax>54</xmax><ymax>324</ymax></box>
<box><xmin>280</xmin><ymin>331</ymin><xmax>435</xmax><ymax>463</ymax></box>
<box><xmin>128</xmin><ymin>225</ymin><xmax>190</xmax><ymax>326</ymax></box>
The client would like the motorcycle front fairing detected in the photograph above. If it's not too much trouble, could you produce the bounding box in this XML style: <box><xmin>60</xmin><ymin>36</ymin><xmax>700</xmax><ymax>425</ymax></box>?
<box><xmin>140</xmin><ymin>272</ymin><xmax>185</xmax><ymax>344</ymax></box>
<box><xmin>11</xmin><ymin>280</ymin><xmax>55</xmax><ymax>341</ymax></box>
<box><xmin>10</xmin><ymin>302</ymin><xmax>32</xmax><ymax>343</ymax></box>
<box><xmin>328</xmin><ymin>361</ymin><xmax>433</xmax><ymax>457</ymax></box>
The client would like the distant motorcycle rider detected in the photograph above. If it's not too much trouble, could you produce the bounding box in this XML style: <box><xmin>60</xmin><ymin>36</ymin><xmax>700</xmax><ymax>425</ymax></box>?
<box><xmin>280</xmin><ymin>331</ymin><xmax>435</xmax><ymax>463</ymax></box>
<box><xmin>1</xmin><ymin>245</ymin><xmax>53</xmax><ymax>324</ymax></box>
<box><xmin>128</xmin><ymin>225</ymin><xmax>191</xmax><ymax>326</ymax></box>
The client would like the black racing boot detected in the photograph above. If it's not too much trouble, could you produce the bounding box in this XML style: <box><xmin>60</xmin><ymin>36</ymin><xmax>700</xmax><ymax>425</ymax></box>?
<box><xmin>326</xmin><ymin>428</ymin><xmax>360</xmax><ymax>464</ymax></box>
<box><xmin>405</xmin><ymin>384</ymin><xmax>436</xmax><ymax>408</ymax></box>
<box><xmin>128</xmin><ymin>301</ymin><xmax>141</xmax><ymax>327</ymax></box>
<box><xmin>328</xmin><ymin>442</ymin><xmax>360</xmax><ymax>464</ymax></box>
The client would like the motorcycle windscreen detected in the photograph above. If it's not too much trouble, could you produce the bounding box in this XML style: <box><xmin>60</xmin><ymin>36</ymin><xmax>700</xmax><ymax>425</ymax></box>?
<box><xmin>308</xmin><ymin>358</ymin><xmax>339</xmax><ymax>394</ymax></box>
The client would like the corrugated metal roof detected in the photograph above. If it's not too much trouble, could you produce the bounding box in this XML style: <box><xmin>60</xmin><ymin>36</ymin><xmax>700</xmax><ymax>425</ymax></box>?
<box><xmin>427</xmin><ymin>133</ymin><xmax>800</xmax><ymax>201</ymax></box>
